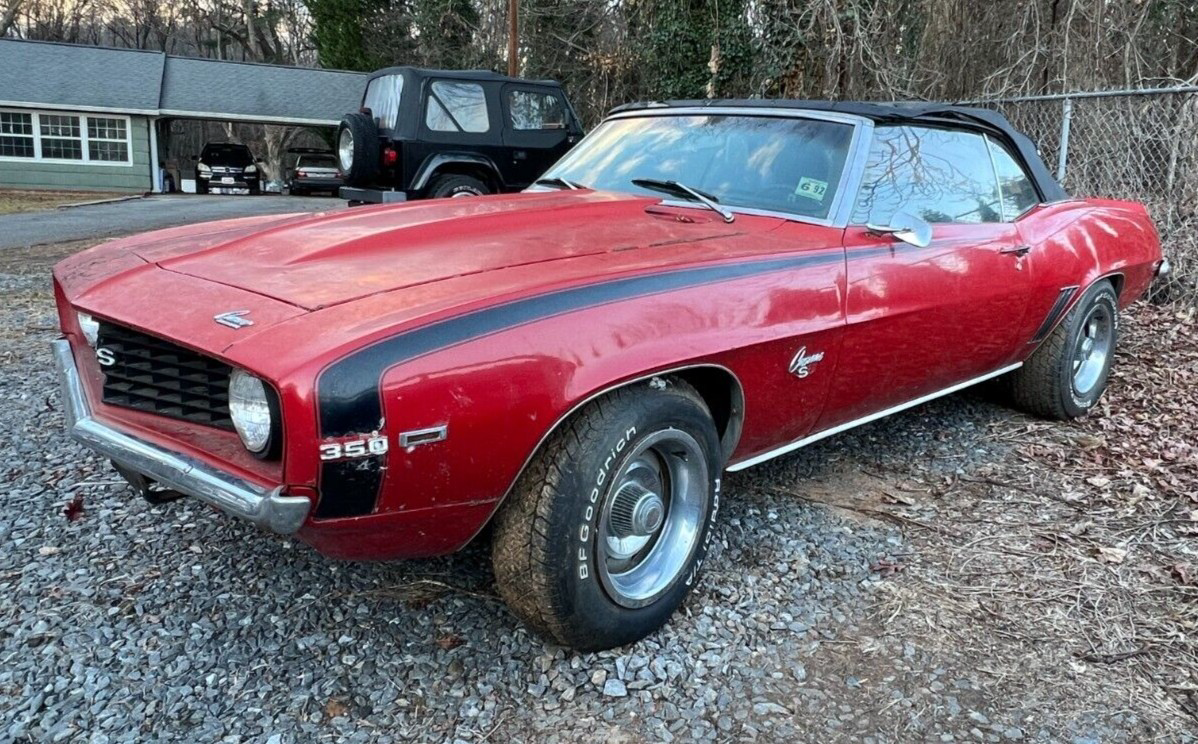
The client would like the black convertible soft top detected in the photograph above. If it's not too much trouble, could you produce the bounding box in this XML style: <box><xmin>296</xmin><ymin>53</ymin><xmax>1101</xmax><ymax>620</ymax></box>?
<box><xmin>611</xmin><ymin>99</ymin><xmax>1068</xmax><ymax>202</ymax></box>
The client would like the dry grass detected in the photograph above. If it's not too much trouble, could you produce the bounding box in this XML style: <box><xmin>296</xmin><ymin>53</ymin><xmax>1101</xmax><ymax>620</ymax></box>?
<box><xmin>0</xmin><ymin>190</ymin><xmax>122</xmax><ymax>215</ymax></box>
<box><xmin>861</xmin><ymin>301</ymin><xmax>1198</xmax><ymax>738</ymax></box>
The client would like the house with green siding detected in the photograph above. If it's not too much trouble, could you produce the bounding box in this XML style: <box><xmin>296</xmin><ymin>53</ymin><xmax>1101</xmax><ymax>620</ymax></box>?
<box><xmin>0</xmin><ymin>39</ymin><xmax>366</xmax><ymax>194</ymax></box>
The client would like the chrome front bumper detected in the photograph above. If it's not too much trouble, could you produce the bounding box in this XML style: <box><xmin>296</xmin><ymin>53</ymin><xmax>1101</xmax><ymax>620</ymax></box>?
<box><xmin>53</xmin><ymin>339</ymin><xmax>310</xmax><ymax>534</ymax></box>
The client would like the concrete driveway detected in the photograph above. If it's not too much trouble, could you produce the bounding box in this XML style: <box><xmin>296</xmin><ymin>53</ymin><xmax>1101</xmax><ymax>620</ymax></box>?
<box><xmin>0</xmin><ymin>194</ymin><xmax>343</xmax><ymax>249</ymax></box>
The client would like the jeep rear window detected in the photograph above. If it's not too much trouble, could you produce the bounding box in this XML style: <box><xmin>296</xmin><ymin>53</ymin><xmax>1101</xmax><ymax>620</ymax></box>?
<box><xmin>426</xmin><ymin>81</ymin><xmax>490</xmax><ymax>133</ymax></box>
<box><xmin>364</xmin><ymin>74</ymin><xmax>403</xmax><ymax>130</ymax></box>
<box><xmin>541</xmin><ymin>114</ymin><xmax>855</xmax><ymax>221</ymax></box>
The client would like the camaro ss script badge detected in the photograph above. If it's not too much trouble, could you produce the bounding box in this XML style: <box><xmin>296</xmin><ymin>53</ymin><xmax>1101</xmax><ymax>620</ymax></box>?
<box><xmin>214</xmin><ymin>310</ymin><xmax>253</xmax><ymax>329</ymax></box>
<box><xmin>788</xmin><ymin>346</ymin><xmax>825</xmax><ymax>379</ymax></box>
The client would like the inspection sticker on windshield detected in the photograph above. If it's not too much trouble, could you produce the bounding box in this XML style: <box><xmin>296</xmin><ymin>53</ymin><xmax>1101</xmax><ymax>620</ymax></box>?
<box><xmin>795</xmin><ymin>177</ymin><xmax>828</xmax><ymax>201</ymax></box>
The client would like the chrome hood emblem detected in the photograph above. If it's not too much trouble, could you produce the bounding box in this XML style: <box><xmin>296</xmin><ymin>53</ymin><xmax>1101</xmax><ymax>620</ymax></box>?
<box><xmin>214</xmin><ymin>310</ymin><xmax>253</xmax><ymax>329</ymax></box>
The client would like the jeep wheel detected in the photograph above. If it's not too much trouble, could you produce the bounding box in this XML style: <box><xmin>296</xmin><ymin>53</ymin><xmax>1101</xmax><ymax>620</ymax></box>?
<box><xmin>427</xmin><ymin>174</ymin><xmax>490</xmax><ymax>199</ymax></box>
<box><xmin>492</xmin><ymin>380</ymin><xmax>722</xmax><ymax>651</ymax></box>
<box><xmin>337</xmin><ymin>113</ymin><xmax>379</xmax><ymax>187</ymax></box>
<box><xmin>1007</xmin><ymin>280</ymin><xmax>1119</xmax><ymax>420</ymax></box>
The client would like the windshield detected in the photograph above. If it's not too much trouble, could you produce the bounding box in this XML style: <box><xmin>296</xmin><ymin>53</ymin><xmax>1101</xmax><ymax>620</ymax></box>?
<box><xmin>542</xmin><ymin>114</ymin><xmax>855</xmax><ymax>220</ymax></box>
<box><xmin>200</xmin><ymin>144</ymin><xmax>253</xmax><ymax>166</ymax></box>
<box><xmin>364</xmin><ymin>74</ymin><xmax>404</xmax><ymax>130</ymax></box>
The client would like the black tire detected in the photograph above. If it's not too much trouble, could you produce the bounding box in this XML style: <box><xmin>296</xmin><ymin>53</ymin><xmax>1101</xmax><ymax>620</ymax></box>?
<box><xmin>338</xmin><ymin>113</ymin><xmax>379</xmax><ymax>187</ymax></box>
<box><xmin>426</xmin><ymin>173</ymin><xmax>490</xmax><ymax>199</ymax></box>
<box><xmin>290</xmin><ymin>186</ymin><xmax>306</xmax><ymax>197</ymax></box>
<box><xmin>492</xmin><ymin>379</ymin><xmax>722</xmax><ymax>651</ymax></box>
<box><xmin>1008</xmin><ymin>280</ymin><xmax>1119</xmax><ymax>420</ymax></box>
<box><xmin>196</xmin><ymin>180</ymin><xmax>208</xmax><ymax>195</ymax></box>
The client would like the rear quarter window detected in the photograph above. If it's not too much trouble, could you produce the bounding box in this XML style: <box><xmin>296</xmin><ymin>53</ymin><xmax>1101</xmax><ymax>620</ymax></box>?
<box><xmin>426</xmin><ymin>81</ymin><xmax>490</xmax><ymax>133</ymax></box>
<box><xmin>852</xmin><ymin>126</ymin><xmax>1002</xmax><ymax>225</ymax></box>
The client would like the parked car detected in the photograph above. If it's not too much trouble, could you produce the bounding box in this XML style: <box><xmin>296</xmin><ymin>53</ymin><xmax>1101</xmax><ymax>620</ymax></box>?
<box><xmin>52</xmin><ymin>101</ymin><xmax>1167</xmax><ymax>650</ymax></box>
<box><xmin>194</xmin><ymin>142</ymin><xmax>261</xmax><ymax>195</ymax></box>
<box><xmin>336</xmin><ymin>67</ymin><xmax>584</xmax><ymax>204</ymax></box>
<box><xmin>286</xmin><ymin>150</ymin><xmax>343</xmax><ymax>196</ymax></box>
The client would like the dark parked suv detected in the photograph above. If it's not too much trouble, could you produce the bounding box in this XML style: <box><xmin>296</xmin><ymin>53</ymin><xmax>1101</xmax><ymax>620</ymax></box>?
<box><xmin>337</xmin><ymin>67</ymin><xmax>584</xmax><ymax>203</ymax></box>
<box><xmin>194</xmin><ymin>143</ymin><xmax>261</xmax><ymax>195</ymax></box>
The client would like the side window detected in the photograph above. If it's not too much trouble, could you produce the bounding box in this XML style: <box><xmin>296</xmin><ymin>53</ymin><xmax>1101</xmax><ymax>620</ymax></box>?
<box><xmin>507</xmin><ymin>90</ymin><xmax>567</xmax><ymax>130</ymax></box>
<box><xmin>426</xmin><ymin>81</ymin><xmax>490</xmax><ymax>133</ymax></box>
<box><xmin>852</xmin><ymin>126</ymin><xmax>1002</xmax><ymax>225</ymax></box>
<box><xmin>987</xmin><ymin>137</ymin><xmax>1040</xmax><ymax>220</ymax></box>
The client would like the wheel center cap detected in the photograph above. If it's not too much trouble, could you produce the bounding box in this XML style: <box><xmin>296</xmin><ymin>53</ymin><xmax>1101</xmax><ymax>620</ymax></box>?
<box><xmin>610</xmin><ymin>482</ymin><xmax>665</xmax><ymax>538</ymax></box>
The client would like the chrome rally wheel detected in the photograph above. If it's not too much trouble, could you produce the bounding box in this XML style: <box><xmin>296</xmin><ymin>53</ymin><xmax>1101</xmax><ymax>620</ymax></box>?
<box><xmin>597</xmin><ymin>429</ymin><xmax>709</xmax><ymax>609</ymax></box>
<box><xmin>1071</xmin><ymin>302</ymin><xmax>1114</xmax><ymax>398</ymax></box>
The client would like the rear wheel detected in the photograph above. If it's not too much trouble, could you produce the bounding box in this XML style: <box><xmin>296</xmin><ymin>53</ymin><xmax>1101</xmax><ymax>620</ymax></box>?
<box><xmin>492</xmin><ymin>379</ymin><xmax>722</xmax><ymax>651</ymax></box>
<box><xmin>1008</xmin><ymin>280</ymin><xmax>1119</xmax><ymax>419</ymax></box>
<box><xmin>427</xmin><ymin>173</ymin><xmax>490</xmax><ymax>199</ymax></box>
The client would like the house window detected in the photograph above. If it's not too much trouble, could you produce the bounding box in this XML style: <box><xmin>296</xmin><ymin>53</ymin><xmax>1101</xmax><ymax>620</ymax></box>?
<box><xmin>0</xmin><ymin>112</ymin><xmax>34</xmax><ymax>158</ymax></box>
<box><xmin>40</xmin><ymin>114</ymin><xmax>83</xmax><ymax>160</ymax></box>
<box><xmin>0</xmin><ymin>109</ymin><xmax>133</xmax><ymax>165</ymax></box>
<box><xmin>87</xmin><ymin>117</ymin><xmax>129</xmax><ymax>162</ymax></box>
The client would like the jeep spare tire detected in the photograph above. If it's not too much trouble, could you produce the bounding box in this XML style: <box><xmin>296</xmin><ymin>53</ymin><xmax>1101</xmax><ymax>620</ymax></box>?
<box><xmin>337</xmin><ymin>113</ymin><xmax>379</xmax><ymax>187</ymax></box>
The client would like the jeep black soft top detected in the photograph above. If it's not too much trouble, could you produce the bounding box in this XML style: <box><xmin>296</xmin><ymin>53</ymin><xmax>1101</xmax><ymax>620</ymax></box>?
<box><xmin>337</xmin><ymin>67</ymin><xmax>584</xmax><ymax>204</ymax></box>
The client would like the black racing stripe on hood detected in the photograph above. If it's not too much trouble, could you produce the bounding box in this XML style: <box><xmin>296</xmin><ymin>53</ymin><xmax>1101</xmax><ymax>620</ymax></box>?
<box><xmin>315</xmin><ymin>251</ymin><xmax>843</xmax><ymax>439</ymax></box>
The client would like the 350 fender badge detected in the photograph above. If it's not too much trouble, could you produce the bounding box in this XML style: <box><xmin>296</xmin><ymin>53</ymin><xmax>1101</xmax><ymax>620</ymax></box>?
<box><xmin>214</xmin><ymin>310</ymin><xmax>253</xmax><ymax>329</ymax></box>
<box><xmin>788</xmin><ymin>346</ymin><xmax>825</xmax><ymax>379</ymax></box>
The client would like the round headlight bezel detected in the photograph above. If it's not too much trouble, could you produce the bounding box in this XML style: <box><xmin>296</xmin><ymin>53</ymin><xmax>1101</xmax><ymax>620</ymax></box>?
<box><xmin>228</xmin><ymin>369</ymin><xmax>281</xmax><ymax>459</ymax></box>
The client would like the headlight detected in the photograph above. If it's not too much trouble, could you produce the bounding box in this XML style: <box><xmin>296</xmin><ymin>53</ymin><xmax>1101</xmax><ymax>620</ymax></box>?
<box><xmin>76</xmin><ymin>311</ymin><xmax>99</xmax><ymax>346</ymax></box>
<box><xmin>229</xmin><ymin>369</ymin><xmax>274</xmax><ymax>454</ymax></box>
<box><xmin>244</xmin><ymin>164</ymin><xmax>257</xmax><ymax>174</ymax></box>
<box><xmin>197</xmin><ymin>162</ymin><xmax>211</xmax><ymax>173</ymax></box>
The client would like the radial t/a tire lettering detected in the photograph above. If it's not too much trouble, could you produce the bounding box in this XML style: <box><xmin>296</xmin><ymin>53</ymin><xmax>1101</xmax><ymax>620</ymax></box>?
<box><xmin>491</xmin><ymin>379</ymin><xmax>722</xmax><ymax>651</ymax></box>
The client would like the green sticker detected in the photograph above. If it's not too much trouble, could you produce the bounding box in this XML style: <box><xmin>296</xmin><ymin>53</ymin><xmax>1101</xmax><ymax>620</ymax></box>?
<box><xmin>795</xmin><ymin>176</ymin><xmax>828</xmax><ymax>201</ymax></box>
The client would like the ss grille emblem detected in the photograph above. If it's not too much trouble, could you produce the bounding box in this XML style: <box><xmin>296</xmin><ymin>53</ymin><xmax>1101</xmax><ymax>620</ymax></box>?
<box><xmin>214</xmin><ymin>310</ymin><xmax>253</xmax><ymax>329</ymax></box>
<box><xmin>95</xmin><ymin>347</ymin><xmax>116</xmax><ymax>367</ymax></box>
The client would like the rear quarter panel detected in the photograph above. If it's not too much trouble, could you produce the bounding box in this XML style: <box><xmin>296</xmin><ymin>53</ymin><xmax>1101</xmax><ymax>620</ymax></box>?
<box><xmin>1015</xmin><ymin>199</ymin><xmax>1161</xmax><ymax>347</ymax></box>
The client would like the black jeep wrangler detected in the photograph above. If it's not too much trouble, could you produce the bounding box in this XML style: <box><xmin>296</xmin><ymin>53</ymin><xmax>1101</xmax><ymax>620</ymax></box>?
<box><xmin>337</xmin><ymin>67</ymin><xmax>584</xmax><ymax>203</ymax></box>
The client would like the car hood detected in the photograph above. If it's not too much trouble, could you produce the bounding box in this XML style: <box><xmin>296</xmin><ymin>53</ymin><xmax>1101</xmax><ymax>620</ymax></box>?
<box><xmin>143</xmin><ymin>190</ymin><xmax>741</xmax><ymax>311</ymax></box>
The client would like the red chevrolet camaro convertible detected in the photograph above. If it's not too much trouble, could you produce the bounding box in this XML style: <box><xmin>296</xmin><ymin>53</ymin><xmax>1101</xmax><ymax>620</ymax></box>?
<box><xmin>53</xmin><ymin>101</ymin><xmax>1167</xmax><ymax>649</ymax></box>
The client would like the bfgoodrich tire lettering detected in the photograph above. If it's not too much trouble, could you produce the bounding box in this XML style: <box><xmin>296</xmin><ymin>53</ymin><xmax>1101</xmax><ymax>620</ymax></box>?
<box><xmin>1008</xmin><ymin>280</ymin><xmax>1119</xmax><ymax>420</ymax></box>
<box><xmin>492</xmin><ymin>380</ymin><xmax>721</xmax><ymax>650</ymax></box>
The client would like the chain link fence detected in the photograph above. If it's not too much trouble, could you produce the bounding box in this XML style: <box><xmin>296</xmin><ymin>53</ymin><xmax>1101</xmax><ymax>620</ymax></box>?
<box><xmin>973</xmin><ymin>88</ymin><xmax>1198</xmax><ymax>301</ymax></box>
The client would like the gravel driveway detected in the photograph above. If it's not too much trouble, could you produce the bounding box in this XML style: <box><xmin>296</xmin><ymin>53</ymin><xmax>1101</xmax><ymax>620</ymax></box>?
<box><xmin>0</xmin><ymin>195</ymin><xmax>340</xmax><ymax>250</ymax></box>
<box><xmin>2</xmin><ymin>241</ymin><xmax>1195</xmax><ymax>743</ymax></box>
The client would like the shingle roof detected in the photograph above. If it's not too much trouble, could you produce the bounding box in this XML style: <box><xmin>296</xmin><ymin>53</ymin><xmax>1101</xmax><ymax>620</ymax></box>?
<box><xmin>0</xmin><ymin>40</ymin><xmax>165</xmax><ymax>113</ymax></box>
<box><xmin>159</xmin><ymin>56</ymin><xmax>367</xmax><ymax>124</ymax></box>
<box><xmin>0</xmin><ymin>39</ymin><xmax>368</xmax><ymax>126</ymax></box>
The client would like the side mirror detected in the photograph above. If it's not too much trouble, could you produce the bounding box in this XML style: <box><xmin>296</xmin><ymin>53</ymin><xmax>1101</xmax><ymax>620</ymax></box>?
<box><xmin>190</xmin><ymin>154</ymin><xmax>198</xmax><ymax>161</ymax></box>
<box><xmin>866</xmin><ymin>211</ymin><xmax>933</xmax><ymax>248</ymax></box>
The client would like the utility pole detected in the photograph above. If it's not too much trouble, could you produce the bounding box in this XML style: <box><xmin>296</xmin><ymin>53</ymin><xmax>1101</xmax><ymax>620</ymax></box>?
<box><xmin>507</xmin><ymin>0</ymin><xmax>518</xmax><ymax>77</ymax></box>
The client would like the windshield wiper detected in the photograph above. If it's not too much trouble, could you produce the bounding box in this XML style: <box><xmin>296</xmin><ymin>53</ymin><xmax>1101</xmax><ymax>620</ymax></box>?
<box><xmin>533</xmin><ymin>177</ymin><xmax>585</xmax><ymax>190</ymax></box>
<box><xmin>631</xmin><ymin>178</ymin><xmax>735</xmax><ymax>223</ymax></box>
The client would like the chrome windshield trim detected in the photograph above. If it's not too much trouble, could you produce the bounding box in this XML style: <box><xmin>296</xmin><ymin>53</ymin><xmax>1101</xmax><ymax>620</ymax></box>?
<box><xmin>53</xmin><ymin>339</ymin><xmax>310</xmax><ymax>534</ymax></box>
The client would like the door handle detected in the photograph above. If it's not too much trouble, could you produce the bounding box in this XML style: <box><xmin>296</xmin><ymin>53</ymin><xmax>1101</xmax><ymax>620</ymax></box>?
<box><xmin>1001</xmin><ymin>244</ymin><xmax>1032</xmax><ymax>257</ymax></box>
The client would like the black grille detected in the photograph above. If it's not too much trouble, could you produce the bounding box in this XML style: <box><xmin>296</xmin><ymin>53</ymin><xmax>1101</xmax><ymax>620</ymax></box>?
<box><xmin>97</xmin><ymin>322</ymin><xmax>234</xmax><ymax>429</ymax></box>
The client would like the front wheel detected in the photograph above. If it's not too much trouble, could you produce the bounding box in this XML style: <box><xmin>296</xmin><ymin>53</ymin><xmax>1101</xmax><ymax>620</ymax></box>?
<box><xmin>492</xmin><ymin>380</ymin><xmax>722</xmax><ymax>650</ymax></box>
<box><xmin>1008</xmin><ymin>280</ymin><xmax>1119</xmax><ymax>419</ymax></box>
